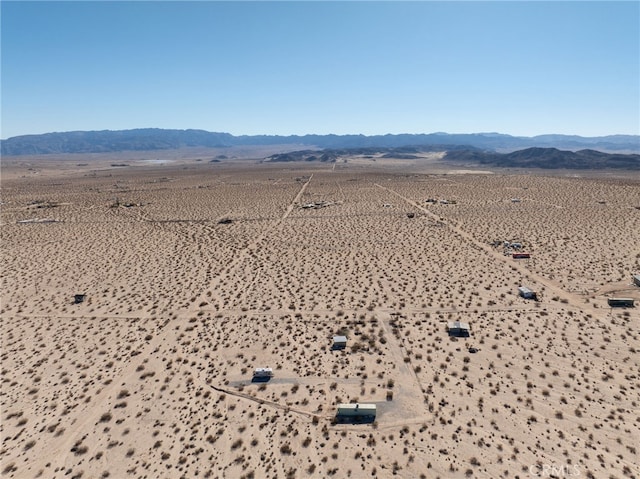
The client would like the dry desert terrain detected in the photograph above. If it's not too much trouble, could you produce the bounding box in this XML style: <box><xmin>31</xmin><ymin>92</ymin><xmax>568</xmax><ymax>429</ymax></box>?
<box><xmin>1</xmin><ymin>151</ymin><xmax>639</xmax><ymax>479</ymax></box>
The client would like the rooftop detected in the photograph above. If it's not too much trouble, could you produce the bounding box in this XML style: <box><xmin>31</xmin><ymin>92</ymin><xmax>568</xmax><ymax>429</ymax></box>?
<box><xmin>447</xmin><ymin>321</ymin><xmax>470</xmax><ymax>330</ymax></box>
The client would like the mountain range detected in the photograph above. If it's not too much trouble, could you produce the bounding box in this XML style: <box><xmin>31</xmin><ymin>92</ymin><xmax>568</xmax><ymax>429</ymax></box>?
<box><xmin>442</xmin><ymin>147</ymin><xmax>640</xmax><ymax>170</ymax></box>
<box><xmin>265</xmin><ymin>146</ymin><xmax>640</xmax><ymax>170</ymax></box>
<box><xmin>2</xmin><ymin>128</ymin><xmax>638</xmax><ymax>156</ymax></box>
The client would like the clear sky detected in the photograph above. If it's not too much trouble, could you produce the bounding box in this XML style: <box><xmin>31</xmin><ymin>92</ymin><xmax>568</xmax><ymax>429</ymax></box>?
<box><xmin>1</xmin><ymin>1</ymin><xmax>639</xmax><ymax>139</ymax></box>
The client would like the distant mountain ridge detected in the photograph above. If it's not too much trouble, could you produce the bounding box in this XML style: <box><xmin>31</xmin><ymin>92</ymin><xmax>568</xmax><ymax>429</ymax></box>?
<box><xmin>1</xmin><ymin>128</ymin><xmax>638</xmax><ymax>156</ymax></box>
<box><xmin>443</xmin><ymin>147</ymin><xmax>640</xmax><ymax>170</ymax></box>
<box><xmin>265</xmin><ymin>145</ymin><xmax>639</xmax><ymax>170</ymax></box>
<box><xmin>265</xmin><ymin>145</ymin><xmax>475</xmax><ymax>163</ymax></box>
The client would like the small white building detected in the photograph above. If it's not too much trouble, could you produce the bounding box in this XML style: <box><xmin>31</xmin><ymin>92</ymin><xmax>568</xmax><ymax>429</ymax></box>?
<box><xmin>447</xmin><ymin>321</ymin><xmax>470</xmax><ymax>337</ymax></box>
<box><xmin>332</xmin><ymin>336</ymin><xmax>347</xmax><ymax>349</ymax></box>
<box><xmin>518</xmin><ymin>286</ymin><xmax>537</xmax><ymax>300</ymax></box>
<box><xmin>253</xmin><ymin>368</ymin><xmax>273</xmax><ymax>378</ymax></box>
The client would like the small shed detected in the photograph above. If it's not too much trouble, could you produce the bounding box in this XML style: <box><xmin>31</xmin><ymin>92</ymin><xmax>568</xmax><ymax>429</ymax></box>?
<box><xmin>332</xmin><ymin>336</ymin><xmax>347</xmax><ymax>350</ymax></box>
<box><xmin>447</xmin><ymin>321</ymin><xmax>470</xmax><ymax>337</ymax></box>
<box><xmin>336</xmin><ymin>403</ymin><xmax>376</xmax><ymax>419</ymax></box>
<box><xmin>518</xmin><ymin>286</ymin><xmax>537</xmax><ymax>300</ymax></box>
<box><xmin>74</xmin><ymin>294</ymin><xmax>86</xmax><ymax>304</ymax></box>
<box><xmin>633</xmin><ymin>274</ymin><xmax>640</xmax><ymax>287</ymax></box>
<box><xmin>253</xmin><ymin>367</ymin><xmax>273</xmax><ymax>378</ymax></box>
<box><xmin>608</xmin><ymin>298</ymin><xmax>635</xmax><ymax>308</ymax></box>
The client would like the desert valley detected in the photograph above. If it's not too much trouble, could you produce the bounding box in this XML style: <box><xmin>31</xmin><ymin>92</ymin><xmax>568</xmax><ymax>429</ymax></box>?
<box><xmin>1</xmin><ymin>150</ymin><xmax>639</xmax><ymax>479</ymax></box>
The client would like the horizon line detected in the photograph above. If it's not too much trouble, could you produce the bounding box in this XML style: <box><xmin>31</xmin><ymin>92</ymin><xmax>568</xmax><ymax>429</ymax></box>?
<box><xmin>3</xmin><ymin>128</ymin><xmax>639</xmax><ymax>142</ymax></box>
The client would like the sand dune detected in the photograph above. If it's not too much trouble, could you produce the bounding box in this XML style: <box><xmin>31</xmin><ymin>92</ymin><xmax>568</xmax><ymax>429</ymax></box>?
<box><xmin>1</xmin><ymin>157</ymin><xmax>639</xmax><ymax>478</ymax></box>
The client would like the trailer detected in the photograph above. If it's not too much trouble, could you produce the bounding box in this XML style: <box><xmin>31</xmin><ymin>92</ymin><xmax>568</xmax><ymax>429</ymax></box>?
<box><xmin>512</xmin><ymin>252</ymin><xmax>531</xmax><ymax>259</ymax></box>
<box><xmin>608</xmin><ymin>298</ymin><xmax>635</xmax><ymax>308</ymax></box>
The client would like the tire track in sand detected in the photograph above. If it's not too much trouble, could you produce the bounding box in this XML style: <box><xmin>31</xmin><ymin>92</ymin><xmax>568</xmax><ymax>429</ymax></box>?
<box><xmin>374</xmin><ymin>182</ymin><xmax>602</xmax><ymax>319</ymax></box>
<box><xmin>27</xmin><ymin>176</ymin><xmax>315</xmax><ymax>475</ymax></box>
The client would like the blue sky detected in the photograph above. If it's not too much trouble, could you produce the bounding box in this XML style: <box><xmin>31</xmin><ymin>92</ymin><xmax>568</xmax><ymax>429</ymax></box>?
<box><xmin>2</xmin><ymin>1</ymin><xmax>639</xmax><ymax>139</ymax></box>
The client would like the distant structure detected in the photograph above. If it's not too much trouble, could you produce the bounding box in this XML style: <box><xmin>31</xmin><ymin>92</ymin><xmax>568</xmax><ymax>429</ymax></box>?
<box><xmin>518</xmin><ymin>286</ymin><xmax>537</xmax><ymax>300</ymax></box>
<box><xmin>512</xmin><ymin>252</ymin><xmax>531</xmax><ymax>259</ymax></box>
<box><xmin>447</xmin><ymin>321</ymin><xmax>470</xmax><ymax>337</ymax></box>
<box><xmin>253</xmin><ymin>367</ymin><xmax>273</xmax><ymax>378</ymax></box>
<box><xmin>332</xmin><ymin>336</ymin><xmax>347</xmax><ymax>350</ymax></box>
<box><xmin>633</xmin><ymin>274</ymin><xmax>640</xmax><ymax>287</ymax></box>
<box><xmin>608</xmin><ymin>298</ymin><xmax>635</xmax><ymax>308</ymax></box>
<box><xmin>336</xmin><ymin>403</ymin><xmax>376</xmax><ymax>420</ymax></box>
<box><xmin>511</xmin><ymin>198</ymin><xmax>521</xmax><ymax>203</ymax></box>
<box><xmin>18</xmin><ymin>218</ymin><xmax>59</xmax><ymax>224</ymax></box>
<box><xmin>74</xmin><ymin>294</ymin><xmax>86</xmax><ymax>304</ymax></box>
<box><xmin>301</xmin><ymin>200</ymin><xmax>331</xmax><ymax>210</ymax></box>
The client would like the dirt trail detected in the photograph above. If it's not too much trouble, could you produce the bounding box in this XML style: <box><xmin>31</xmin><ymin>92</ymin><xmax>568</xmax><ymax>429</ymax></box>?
<box><xmin>376</xmin><ymin>310</ymin><xmax>432</xmax><ymax>425</ymax></box>
<box><xmin>25</xmin><ymin>177</ymin><xmax>320</xmax><ymax>473</ymax></box>
<box><xmin>193</xmin><ymin>174</ymin><xmax>313</xmax><ymax>309</ymax></box>
<box><xmin>374</xmin><ymin>182</ymin><xmax>603</xmax><ymax>320</ymax></box>
<box><xmin>209</xmin><ymin>384</ymin><xmax>323</xmax><ymax>420</ymax></box>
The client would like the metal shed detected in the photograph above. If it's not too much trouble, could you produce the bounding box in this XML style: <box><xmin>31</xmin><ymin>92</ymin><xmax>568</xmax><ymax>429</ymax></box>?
<box><xmin>332</xmin><ymin>336</ymin><xmax>347</xmax><ymax>349</ymax></box>
<box><xmin>447</xmin><ymin>321</ymin><xmax>470</xmax><ymax>337</ymax></box>
<box><xmin>518</xmin><ymin>286</ymin><xmax>537</xmax><ymax>300</ymax></box>
<box><xmin>608</xmin><ymin>298</ymin><xmax>635</xmax><ymax>308</ymax></box>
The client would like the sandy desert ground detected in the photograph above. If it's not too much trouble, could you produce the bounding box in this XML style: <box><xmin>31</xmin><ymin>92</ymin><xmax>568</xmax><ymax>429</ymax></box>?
<box><xmin>1</xmin><ymin>151</ymin><xmax>639</xmax><ymax>479</ymax></box>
